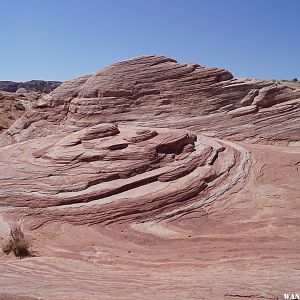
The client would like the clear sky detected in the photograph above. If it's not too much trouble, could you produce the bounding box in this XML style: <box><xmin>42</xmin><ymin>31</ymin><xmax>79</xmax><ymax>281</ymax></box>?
<box><xmin>1</xmin><ymin>0</ymin><xmax>299</xmax><ymax>82</ymax></box>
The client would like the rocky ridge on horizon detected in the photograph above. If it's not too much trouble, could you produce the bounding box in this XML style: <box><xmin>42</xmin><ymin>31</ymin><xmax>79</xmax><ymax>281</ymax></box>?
<box><xmin>0</xmin><ymin>80</ymin><xmax>61</xmax><ymax>93</ymax></box>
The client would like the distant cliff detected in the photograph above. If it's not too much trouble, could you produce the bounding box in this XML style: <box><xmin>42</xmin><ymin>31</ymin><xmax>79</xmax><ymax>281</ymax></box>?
<box><xmin>0</xmin><ymin>80</ymin><xmax>61</xmax><ymax>93</ymax></box>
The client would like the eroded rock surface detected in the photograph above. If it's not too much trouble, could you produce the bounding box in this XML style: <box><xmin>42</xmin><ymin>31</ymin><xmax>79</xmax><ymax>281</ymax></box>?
<box><xmin>1</xmin><ymin>55</ymin><xmax>299</xmax><ymax>146</ymax></box>
<box><xmin>0</xmin><ymin>81</ymin><xmax>61</xmax><ymax>134</ymax></box>
<box><xmin>0</xmin><ymin>80</ymin><xmax>61</xmax><ymax>93</ymax></box>
<box><xmin>0</xmin><ymin>56</ymin><xmax>299</xmax><ymax>300</ymax></box>
<box><xmin>0</xmin><ymin>91</ymin><xmax>41</xmax><ymax>133</ymax></box>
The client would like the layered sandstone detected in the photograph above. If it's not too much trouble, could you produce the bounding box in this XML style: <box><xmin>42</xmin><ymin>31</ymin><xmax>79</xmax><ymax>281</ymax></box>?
<box><xmin>1</xmin><ymin>55</ymin><xmax>299</xmax><ymax>146</ymax></box>
<box><xmin>0</xmin><ymin>80</ymin><xmax>61</xmax><ymax>93</ymax></box>
<box><xmin>0</xmin><ymin>56</ymin><xmax>299</xmax><ymax>300</ymax></box>
<box><xmin>0</xmin><ymin>91</ymin><xmax>41</xmax><ymax>133</ymax></box>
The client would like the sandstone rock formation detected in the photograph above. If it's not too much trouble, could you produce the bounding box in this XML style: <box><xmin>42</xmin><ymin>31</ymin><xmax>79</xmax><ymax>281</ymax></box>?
<box><xmin>0</xmin><ymin>91</ymin><xmax>41</xmax><ymax>133</ymax></box>
<box><xmin>0</xmin><ymin>56</ymin><xmax>299</xmax><ymax>300</ymax></box>
<box><xmin>0</xmin><ymin>80</ymin><xmax>61</xmax><ymax>93</ymax></box>
<box><xmin>1</xmin><ymin>55</ymin><xmax>299</xmax><ymax>147</ymax></box>
<box><xmin>0</xmin><ymin>80</ymin><xmax>61</xmax><ymax>133</ymax></box>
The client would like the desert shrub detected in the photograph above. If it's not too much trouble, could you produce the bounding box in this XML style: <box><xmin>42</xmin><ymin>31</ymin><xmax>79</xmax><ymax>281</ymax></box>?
<box><xmin>2</xmin><ymin>226</ymin><xmax>30</xmax><ymax>257</ymax></box>
<box><xmin>2</xmin><ymin>239</ymin><xmax>14</xmax><ymax>254</ymax></box>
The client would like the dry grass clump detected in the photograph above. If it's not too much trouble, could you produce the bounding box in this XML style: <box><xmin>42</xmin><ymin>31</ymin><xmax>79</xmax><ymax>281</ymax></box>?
<box><xmin>2</xmin><ymin>225</ymin><xmax>30</xmax><ymax>257</ymax></box>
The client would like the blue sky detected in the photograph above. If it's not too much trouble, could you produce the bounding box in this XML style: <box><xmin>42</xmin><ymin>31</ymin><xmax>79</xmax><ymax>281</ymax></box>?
<box><xmin>1</xmin><ymin>0</ymin><xmax>299</xmax><ymax>81</ymax></box>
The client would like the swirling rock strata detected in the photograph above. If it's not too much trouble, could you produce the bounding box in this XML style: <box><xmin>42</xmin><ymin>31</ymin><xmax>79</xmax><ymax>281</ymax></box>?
<box><xmin>1</xmin><ymin>55</ymin><xmax>299</xmax><ymax>146</ymax></box>
<box><xmin>0</xmin><ymin>124</ymin><xmax>229</xmax><ymax>221</ymax></box>
<box><xmin>0</xmin><ymin>56</ymin><xmax>299</xmax><ymax>300</ymax></box>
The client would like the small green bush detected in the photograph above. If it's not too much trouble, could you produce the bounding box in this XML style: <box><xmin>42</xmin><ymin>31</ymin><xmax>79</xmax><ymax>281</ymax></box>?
<box><xmin>2</xmin><ymin>226</ymin><xmax>30</xmax><ymax>258</ymax></box>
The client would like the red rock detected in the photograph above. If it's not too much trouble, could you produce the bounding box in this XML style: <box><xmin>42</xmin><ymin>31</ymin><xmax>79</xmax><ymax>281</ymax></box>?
<box><xmin>228</xmin><ymin>104</ymin><xmax>258</xmax><ymax>117</ymax></box>
<box><xmin>1</xmin><ymin>56</ymin><xmax>299</xmax><ymax>147</ymax></box>
<box><xmin>0</xmin><ymin>56</ymin><xmax>299</xmax><ymax>300</ymax></box>
<box><xmin>0</xmin><ymin>91</ymin><xmax>42</xmax><ymax>133</ymax></box>
<box><xmin>0</xmin><ymin>80</ymin><xmax>61</xmax><ymax>93</ymax></box>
